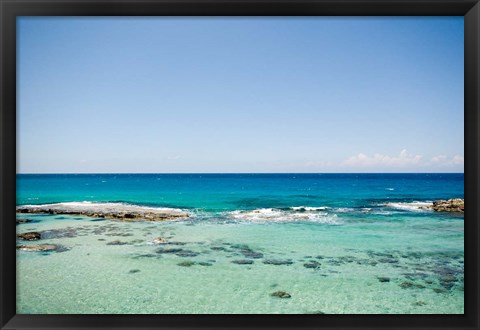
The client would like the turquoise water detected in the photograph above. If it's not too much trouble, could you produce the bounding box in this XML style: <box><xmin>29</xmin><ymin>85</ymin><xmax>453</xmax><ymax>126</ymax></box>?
<box><xmin>16</xmin><ymin>174</ymin><xmax>464</xmax><ymax>314</ymax></box>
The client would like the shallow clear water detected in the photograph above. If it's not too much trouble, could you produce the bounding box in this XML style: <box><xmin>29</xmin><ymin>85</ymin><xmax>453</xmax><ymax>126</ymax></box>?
<box><xmin>16</xmin><ymin>174</ymin><xmax>464</xmax><ymax>314</ymax></box>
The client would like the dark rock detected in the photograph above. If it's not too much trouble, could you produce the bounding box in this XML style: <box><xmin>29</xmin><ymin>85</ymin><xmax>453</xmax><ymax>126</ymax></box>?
<box><xmin>303</xmin><ymin>261</ymin><xmax>321</xmax><ymax>269</ymax></box>
<box><xmin>440</xmin><ymin>281</ymin><xmax>455</xmax><ymax>290</ymax></box>
<box><xmin>231</xmin><ymin>259</ymin><xmax>254</xmax><ymax>265</ymax></box>
<box><xmin>271</xmin><ymin>291</ymin><xmax>291</xmax><ymax>298</ymax></box>
<box><xmin>413</xmin><ymin>301</ymin><xmax>427</xmax><ymax>306</ymax></box>
<box><xmin>128</xmin><ymin>269</ymin><xmax>141</xmax><ymax>274</ymax></box>
<box><xmin>327</xmin><ymin>260</ymin><xmax>343</xmax><ymax>266</ymax></box>
<box><xmin>440</xmin><ymin>275</ymin><xmax>456</xmax><ymax>283</ymax></box>
<box><xmin>164</xmin><ymin>241</ymin><xmax>187</xmax><ymax>246</ymax></box>
<box><xmin>263</xmin><ymin>259</ymin><xmax>293</xmax><ymax>266</ymax></box>
<box><xmin>106</xmin><ymin>240</ymin><xmax>128</xmax><ymax>245</ymax></box>
<box><xmin>175</xmin><ymin>250</ymin><xmax>200</xmax><ymax>257</ymax></box>
<box><xmin>156</xmin><ymin>248</ymin><xmax>184</xmax><ymax>254</ymax></box>
<box><xmin>378</xmin><ymin>258</ymin><xmax>398</xmax><ymax>264</ymax></box>
<box><xmin>16</xmin><ymin>219</ymin><xmax>33</xmax><ymax>224</ymax></box>
<box><xmin>377</xmin><ymin>277</ymin><xmax>390</xmax><ymax>283</ymax></box>
<box><xmin>230</xmin><ymin>244</ymin><xmax>250</xmax><ymax>250</ymax></box>
<box><xmin>211</xmin><ymin>246</ymin><xmax>227</xmax><ymax>251</ymax></box>
<box><xmin>177</xmin><ymin>261</ymin><xmax>195</xmax><ymax>267</ymax></box>
<box><xmin>132</xmin><ymin>253</ymin><xmax>158</xmax><ymax>259</ymax></box>
<box><xmin>198</xmin><ymin>262</ymin><xmax>213</xmax><ymax>266</ymax></box>
<box><xmin>399</xmin><ymin>282</ymin><xmax>414</xmax><ymax>289</ymax></box>
<box><xmin>17</xmin><ymin>232</ymin><xmax>41</xmax><ymax>241</ymax></box>
<box><xmin>434</xmin><ymin>288</ymin><xmax>447</xmax><ymax>294</ymax></box>
<box><xmin>241</xmin><ymin>250</ymin><xmax>264</xmax><ymax>259</ymax></box>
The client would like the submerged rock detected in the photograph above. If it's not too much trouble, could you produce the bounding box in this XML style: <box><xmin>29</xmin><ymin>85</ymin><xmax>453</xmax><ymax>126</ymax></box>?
<box><xmin>16</xmin><ymin>244</ymin><xmax>64</xmax><ymax>252</ymax></box>
<box><xmin>303</xmin><ymin>261</ymin><xmax>321</xmax><ymax>269</ymax></box>
<box><xmin>399</xmin><ymin>281</ymin><xmax>425</xmax><ymax>289</ymax></box>
<box><xmin>377</xmin><ymin>277</ymin><xmax>390</xmax><ymax>283</ymax></box>
<box><xmin>263</xmin><ymin>259</ymin><xmax>294</xmax><ymax>266</ymax></box>
<box><xmin>17</xmin><ymin>232</ymin><xmax>41</xmax><ymax>241</ymax></box>
<box><xmin>175</xmin><ymin>250</ymin><xmax>200</xmax><ymax>258</ymax></box>
<box><xmin>156</xmin><ymin>248</ymin><xmax>184</xmax><ymax>254</ymax></box>
<box><xmin>231</xmin><ymin>259</ymin><xmax>254</xmax><ymax>265</ymax></box>
<box><xmin>177</xmin><ymin>261</ymin><xmax>195</xmax><ymax>267</ymax></box>
<box><xmin>210</xmin><ymin>246</ymin><xmax>228</xmax><ymax>251</ymax></box>
<box><xmin>399</xmin><ymin>282</ymin><xmax>414</xmax><ymax>289</ymax></box>
<box><xmin>271</xmin><ymin>291</ymin><xmax>291</xmax><ymax>298</ymax></box>
<box><xmin>128</xmin><ymin>269</ymin><xmax>141</xmax><ymax>274</ymax></box>
<box><xmin>16</xmin><ymin>219</ymin><xmax>33</xmax><ymax>224</ymax></box>
<box><xmin>106</xmin><ymin>240</ymin><xmax>128</xmax><ymax>245</ymax></box>
<box><xmin>240</xmin><ymin>249</ymin><xmax>264</xmax><ymax>259</ymax></box>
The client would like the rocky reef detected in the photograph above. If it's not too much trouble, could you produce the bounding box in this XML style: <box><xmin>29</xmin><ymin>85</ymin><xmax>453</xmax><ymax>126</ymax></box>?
<box><xmin>420</xmin><ymin>199</ymin><xmax>464</xmax><ymax>213</ymax></box>
<box><xmin>17</xmin><ymin>232</ymin><xmax>41</xmax><ymax>241</ymax></box>
<box><xmin>16</xmin><ymin>244</ymin><xmax>68</xmax><ymax>252</ymax></box>
<box><xmin>16</xmin><ymin>202</ymin><xmax>189</xmax><ymax>221</ymax></box>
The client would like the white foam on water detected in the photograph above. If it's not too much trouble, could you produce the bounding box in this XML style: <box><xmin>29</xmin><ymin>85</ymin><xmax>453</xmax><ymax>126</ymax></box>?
<box><xmin>290</xmin><ymin>206</ymin><xmax>329</xmax><ymax>211</ymax></box>
<box><xmin>229</xmin><ymin>207</ymin><xmax>340</xmax><ymax>224</ymax></box>
<box><xmin>18</xmin><ymin>201</ymin><xmax>187</xmax><ymax>214</ymax></box>
<box><xmin>334</xmin><ymin>207</ymin><xmax>356</xmax><ymax>213</ymax></box>
<box><xmin>384</xmin><ymin>201</ymin><xmax>433</xmax><ymax>212</ymax></box>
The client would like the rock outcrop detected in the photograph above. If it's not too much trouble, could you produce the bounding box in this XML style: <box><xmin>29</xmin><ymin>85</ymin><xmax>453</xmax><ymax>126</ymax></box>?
<box><xmin>420</xmin><ymin>199</ymin><xmax>464</xmax><ymax>213</ymax></box>
<box><xmin>16</xmin><ymin>202</ymin><xmax>189</xmax><ymax>221</ymax></box>
<box><xmin>17</xmin><ymin>244</ymin><xmax>59</xmax><ymax>252</ymax></box>
<box><xmin>17</xmin><ymin>232</ymin><xmax>41</xmax><ymax>241</ymax></box>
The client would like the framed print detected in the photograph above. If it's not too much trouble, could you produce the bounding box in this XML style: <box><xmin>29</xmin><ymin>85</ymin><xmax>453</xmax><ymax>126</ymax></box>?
<box><xmin>1</xmin><ymin>0</ymin><xmax>479</xmax><ymax>329</ymax></box>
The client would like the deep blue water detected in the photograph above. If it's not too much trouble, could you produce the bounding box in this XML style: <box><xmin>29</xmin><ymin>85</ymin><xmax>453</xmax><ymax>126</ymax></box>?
<box><xmin>17</xmin><ymin>173</ymin><xmax>464</xmax><ymax>212</ymax></box>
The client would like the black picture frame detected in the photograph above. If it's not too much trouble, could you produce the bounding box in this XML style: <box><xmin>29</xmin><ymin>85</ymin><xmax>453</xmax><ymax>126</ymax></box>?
<box><xmin>1</xmin><ymin>0</ymin><xmax>478</xmax><ymax>329</ymax></box>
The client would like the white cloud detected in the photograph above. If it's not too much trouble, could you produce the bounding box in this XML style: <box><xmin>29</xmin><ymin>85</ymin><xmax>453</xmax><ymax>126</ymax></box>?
<box><xmin>431</xmin><ymin>155</ymin><xmax>447</xmax><ymax>163</ymax></box>
<box><xmin>343</xmin><ymin>149</ymin><xmax>422</xmax><ymax>167</ymax></box>
<box><xmin>430</xmin><ymin>154</ymin><xmax>464</xmax><ymax>165</ymax></box>
<box><xmin>452</xmin><ymin>155</ymin><xmax>464</xmax><ymax>164</ymax></box>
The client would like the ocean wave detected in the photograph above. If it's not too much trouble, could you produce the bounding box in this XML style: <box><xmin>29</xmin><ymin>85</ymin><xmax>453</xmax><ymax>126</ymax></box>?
<box><xmin>289</xmin><ymin>206</ymin><xmax>329</xmax><ymax>211</ymax></box>
<box><xmin>383</xmin><ymin>201</ymin><xmax>432</xmax><ymax>212</ymax></box>
<box><xmin>229</xmin><ymin>207</ymin><xmax>340</xmax><ymax>224</ymax></box>
<box><xmin>20</xmin><ymin>201</ymin><xmax>186</xmax><ymax>213</ymax></box>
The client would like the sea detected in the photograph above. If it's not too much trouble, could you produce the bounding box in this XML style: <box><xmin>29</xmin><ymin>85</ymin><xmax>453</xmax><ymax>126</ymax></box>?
<box><xmin>16</xmin><ymin>173</ymin><xmax>464</xmax><ymax>314</ymax></box>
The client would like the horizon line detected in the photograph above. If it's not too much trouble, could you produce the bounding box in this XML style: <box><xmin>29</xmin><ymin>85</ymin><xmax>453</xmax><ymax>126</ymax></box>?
<box><xmin>16</xmin><ymin>172</ymin><xmax>465</xmax><ymax>175</ymax></box>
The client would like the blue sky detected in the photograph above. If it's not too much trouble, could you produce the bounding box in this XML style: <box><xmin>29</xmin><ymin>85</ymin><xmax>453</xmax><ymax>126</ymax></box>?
<box><xmin>17</xmin><ymin>17</ymin><xmax>464</xmax><ymax>173</ymax></box>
